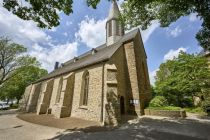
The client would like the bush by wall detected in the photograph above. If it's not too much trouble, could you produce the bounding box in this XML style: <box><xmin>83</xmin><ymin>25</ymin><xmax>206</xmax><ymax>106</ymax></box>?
<box><xmin>201</xmin><ymin>97</ymin><xmax>210</xmax><ymax>114</ymax></box>
<box><xmin>149</xmin><ymin>96</ymin><xmax>168</xmax><ymax>107</ymax></box>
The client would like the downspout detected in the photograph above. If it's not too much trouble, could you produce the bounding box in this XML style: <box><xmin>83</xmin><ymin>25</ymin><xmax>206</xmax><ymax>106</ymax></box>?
<box><xmin>100</xmin><ymin>62</ymin><xmax>105</xmax><ymax>124</ymax></box>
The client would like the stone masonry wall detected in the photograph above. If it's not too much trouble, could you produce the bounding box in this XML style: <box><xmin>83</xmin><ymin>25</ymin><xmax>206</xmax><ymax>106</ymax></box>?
<box><xmin>50</xmin><ymin>77</ymin><xmax>62</xmax><ymax>115</ymax></box>
<box><xmin>133</xmin><ymin>32</ymin><xmax>151</xmax><ymax>101</ymax></box>
<box><xmin>144</xmin><ymin>109</ymin><xmax>186</xmax><ymax>118</ymax></box>
<box><xmin>26</xmin><ymin>83</ymin><xmax>42</xmax><ymax>112</ymax></box>
<box><xmin>36</xmin><ymin>79</ymin><xmax>54</xmax><ymax>114</ymax></box>
<box><xmin>53</xmin><ymin>73</ymin><xmax>75</xmax><ymax>118</ymax></box>
<box><xmin>124</xmin><ymin>41</ymin><xmax>142</xmax><ymax>116</ymax></box>
<box><xmin>19</xmin><ymin>85</ymin><xmax>33</xmax><ymax>111</ymax></box>
<box><xmin>71</xmin><ymin>64</ymin><xmax>103</xmax><ymax>122</ymax></box>
<box><xmin>103</xmin><ymin>64</ymin><xmax>120</xmax><ymax>126</ymax></box>
<box><xmin>106</xmin><ymin>46</ymin><xmax>128</xmax><ymax>124</ymax></box>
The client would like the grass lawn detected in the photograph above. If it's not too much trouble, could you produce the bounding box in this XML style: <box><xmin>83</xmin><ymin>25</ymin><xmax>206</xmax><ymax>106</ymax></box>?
<box><xmin>184</xmin><ymin>107</ymin><xmax>207</xmax><ymax>116</ymax></box>
<box><xmin>147</xmin><ymin>106</ymin><xmax>207</xmax><ymax>115</ymax></box>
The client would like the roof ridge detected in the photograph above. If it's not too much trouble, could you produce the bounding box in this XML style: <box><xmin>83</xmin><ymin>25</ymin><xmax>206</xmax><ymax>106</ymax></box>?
<box><xmin>33</xmin><ymin>29</ymin><xmax>139</xmax><ymax>83</ymax></box>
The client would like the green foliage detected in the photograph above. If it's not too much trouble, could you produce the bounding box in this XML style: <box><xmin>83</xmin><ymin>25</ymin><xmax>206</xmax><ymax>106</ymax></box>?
<box><xmin>0</xmin><ymin>65</ymin><xmax>47</xmax><ymax>102</ymax></box>
<box><xmin>147</xmin><ymin>106</ymin><xmax>181</xmax><ymax>111</ymax></box>
<box><xmin>3</xmin><ymin>0</ymin><xmax>73</xmax><ymax>29</ymax></box>
<box><xmin>149</xmin><ymin>96</ymin><xmax>168</xmax><ymax>107</ymax></box>
<box><xmin>120</xmin><ymin>0</ymin><xmax>210</xmax><ymax>50</ymax></box>
<box><xmin>86</xmin><ymin>0</ymin><xmax>101</xmax><ymax>9</ymax></box>
<box><xmin>201</xmin><ymin>97</ymin><xmax>210</xmax><ymax>113</ymax></box>
<box><xmin>2</xmin><ymin>0</ymin><xmax>111</xmax><ymax>29</ymax></box>
<box><xmin>0</xmin><ymin>37</ymin><xmax>35</xmax><ymax>86</ymax></box>
<box><xmin>0</xmin><ymin>36</ymin><xmax>48</xmax><ymax>102</ymax></box>
<box><xmin>150</xmin><ymin>85</ymin><xmax>157</xmax><ymax>98</ymax></box>
<box><xmin>184</xmin><ymin>107</ymin><xmax>207</xmax><ymax>115</ymax></box>
<box><xmin>200</xmin><ymin>88</ymin><xmax>210</xmax><ymax>113</ymax></box>
<box><xmin>155</xmin><ymin>52</ymin><xmax>210</xmax><ymax>107</ymax></box>
<box><xmin>9</xmin><ymin>104</ymin><xmax>19</xmax><ymax>109</ymax></box>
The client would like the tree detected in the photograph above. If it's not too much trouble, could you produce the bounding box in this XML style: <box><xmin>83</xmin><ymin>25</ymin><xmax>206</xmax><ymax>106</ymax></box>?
<box><xmin>149</xmin><ymin>96</ymin><xmax>168</xmax><ymax>107</ymax></box>
<box><xmin>2</xmin><ymin>0</ymin><xmax>73</xmax><ymax>29</ymax></box>
<box><xmin>0</xmin><ymin>37</ymin><xmax>37</xmax><ymax>86</ymax></box>
<box><xmin>2</xmin><ymin>0</ymin><xmax>113</xmax><ymax>29</ymax></box>
<box><xmin>155</xmin><ymin>52</ymin><xmax>210</xmax><ymax>107</ymax></box>
<box><xmin>0</xmin><ymin>36</ymin><xmax>48</xmax><ymax>103</ymax></box>
<box><xmin>0</xmin><ymin>62</ymin><xmax>47</xmax><ymax>104</ymax></box>
<box><xmin>120</xmin><ymin>0</ymin><xmax>210</xmax><ymax>50</ymax></box>
<box><xmin>150</xmin><ymin>85</ymin><xmax>157</xmax><ymax>98</ymax></box>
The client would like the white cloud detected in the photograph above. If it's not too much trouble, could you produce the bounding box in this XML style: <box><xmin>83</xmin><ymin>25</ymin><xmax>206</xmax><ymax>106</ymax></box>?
<box><xmin>76</xmin><ymin>16</ymin><xmax>159</xmax><ymax>48</ymax></box>
<box><xmin>0</xmin><ymin>6</ymin><xmax>159</xmax><ymax>71</ymax></box>
<box><xmin>63</xmin><ymin>32</ymin><xmax>68</xmax><ymax>37</ymax></box>
<box><xmin>166</xmin><ymin>26</ymin><xmax>182</xmax><ymax>38</ymax></box>
<box><xmin>140</xmin><ymin>20</ymin><xmax>159</xmax><ymax>42</ymax></box>
<box><xmin>49</xmin><ymin>27</ymin><xmax>57</xmax><ymax>32</ymax></box>
<box><xmin>164</xmin><ymin>47</ymin><xmax>187</xmax><ymax>61</ymax></box>
<box><xmin>149</xmin><ymin>69</ymin><xmax>159</xmax><ymax>86</ymax></box>
<box><xmin>118</xmin><ymin>0</ymin><xmax>124</xmax><ymax>5</ymax></box>
<box><xmin>75</xmin><ymin>16</ymin><xmax>106</xmax><ymax>48</ymax></box>
<box><xmin>126</xmin><ymin>20</ymin><xmax>159</xmax><ymax>43</ymax></box>
<box><xmin>0</xmin><ymin>6</ymin><xmax>78</xmax><ymax>71</ymax></box>
<box><xmin>29</xmin><ymin>42</ymin><xmax>78</xmax><ymax>71</ymax></box>
<box><xmin>66</xmin><ymin>21</ymin><xmax>73</xmax><ymax>26</ymax></box>
<box><xmin>0</xmin><ymin>7</ymin><xmax>50</xmax><ymax>46</ymax></box>
<box><xmin>189</xmin><ymin>13</ymin><xmax>199</xmax><ymax>22</ymax></box>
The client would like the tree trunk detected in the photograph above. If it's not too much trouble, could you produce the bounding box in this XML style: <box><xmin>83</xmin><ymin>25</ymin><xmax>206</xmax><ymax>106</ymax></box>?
<box><xmin>17</xmin><ymin>99</ymin><xmax>20</xmax><ymax>105</ymax></box>
<box><xmin>6</xmin><ymin>99</ymin><xmax>9</xmax><ymax>104</ymax></box>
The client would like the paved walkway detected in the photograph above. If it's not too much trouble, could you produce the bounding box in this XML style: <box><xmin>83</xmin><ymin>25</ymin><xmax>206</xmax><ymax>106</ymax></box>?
<box><xmin>17</xmin><ymin>113</ymin><xmax>102</xmax><ymax>131</ymax></box>
<box><xmin>0</xmin><ymin>114</ymin><xmax>64</xmax><ymax>140</ymax></box>
<box><xmin>52</xmin><ymin>117</ymin><xmax>210</xmax><ymax>140</ymax></box>
<box><xmin>0</xmin><ymin>111</ymin><xmax>210</xmax><ymax>140</ymax></box>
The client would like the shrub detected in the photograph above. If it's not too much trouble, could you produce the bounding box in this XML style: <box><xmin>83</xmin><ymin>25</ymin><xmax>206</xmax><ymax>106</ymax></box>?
<box><xmin>184</xmin><ymin>107</ymin><xmax>206</xmax><ymax>115</ymax></box>
<box><xmin>149</xmin><ymin>96</ymin><xmax>168</xmax><ymax>107</ymax></box>
<box><xmin>201</xmin><ymin>97</ymin><xmax>210</xmax><ymax>114</ymax></box>
<box><xmin>9</xmin><ymin>104</ymin><xmax>18</xmax><ymax>109</ymax></box>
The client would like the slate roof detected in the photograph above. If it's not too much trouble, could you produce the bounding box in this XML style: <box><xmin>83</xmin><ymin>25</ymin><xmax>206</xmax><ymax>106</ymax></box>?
<box><xmin>107</xmin><ymin>0</ymin><xmax>120</xmax><ymax>21</ymax></box>
<box><xmin>34</xmin><ymin>29</ymin><xmax>139</xmax><ymax>83</ymax></box>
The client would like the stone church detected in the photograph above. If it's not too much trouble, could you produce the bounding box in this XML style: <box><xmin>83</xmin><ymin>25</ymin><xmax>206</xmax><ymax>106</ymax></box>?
<box><xmin>20</xmin><ymin>0</ymin><xmax>151</xmax><ymax>125</ymax></box>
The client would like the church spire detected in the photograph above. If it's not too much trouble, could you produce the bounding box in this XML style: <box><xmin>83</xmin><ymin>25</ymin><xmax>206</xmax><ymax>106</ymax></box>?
<box><xmin>106</xmin><ymin>0</ymin><xmax>124</xmax><ymax>46</ymax></box>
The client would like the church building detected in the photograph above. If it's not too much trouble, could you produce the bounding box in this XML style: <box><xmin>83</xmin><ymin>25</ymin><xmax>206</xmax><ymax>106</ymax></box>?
<box><xmin>20</xmin><ymin>0</ymin><xmax>151</xmax><ymax>125</ymax></box>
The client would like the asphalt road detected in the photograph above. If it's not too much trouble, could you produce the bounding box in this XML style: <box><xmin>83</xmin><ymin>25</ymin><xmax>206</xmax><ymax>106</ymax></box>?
<box><xmin>0</xmin><ymin>110</ymin><xmax>210</xmax><ymax>140</ymax></box>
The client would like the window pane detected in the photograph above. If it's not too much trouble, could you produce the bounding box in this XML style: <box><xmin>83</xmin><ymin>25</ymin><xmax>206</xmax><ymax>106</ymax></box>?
<box><xmin>108</xmin><ymin>21</ymin><xmax>112</xmax><ymax>37</ymax></box>
<box><xmin>82</xmin><ymin>72</ymin><xmax>89</xmax><ymax>106</ymax></box>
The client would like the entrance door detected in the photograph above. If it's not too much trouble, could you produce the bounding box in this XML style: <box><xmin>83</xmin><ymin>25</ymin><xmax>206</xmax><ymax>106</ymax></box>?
<box><xmin>120</xmin><ymin>96</ymin><xmax>125</xmax><ymax>114</ymax></box>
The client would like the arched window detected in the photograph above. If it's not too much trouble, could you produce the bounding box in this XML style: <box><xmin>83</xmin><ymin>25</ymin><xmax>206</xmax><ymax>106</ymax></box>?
<box><xmin>108</xmin><ymin>20</ymin><xmax>112</xmax><ymax>37</ymax></box>
<box><xmin>142</xmin><ymin>62</ymin><xmax>148</xmax><ymax>89</ymax></box>
<box><xmin>116</xmin><ymin>20</ymin><xmax>120</xmax><ymax>36</ymax></box>
<box><xmin>80</xmin><ymin>71</ymin><xmax>89</xmax><ymax>106</ymax></box>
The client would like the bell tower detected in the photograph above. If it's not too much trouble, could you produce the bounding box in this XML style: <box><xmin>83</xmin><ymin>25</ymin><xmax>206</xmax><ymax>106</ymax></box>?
<box><xmin>106</xmin><ymin>0</ymin><xmax>124</xmax><ymax>46</ymax></box>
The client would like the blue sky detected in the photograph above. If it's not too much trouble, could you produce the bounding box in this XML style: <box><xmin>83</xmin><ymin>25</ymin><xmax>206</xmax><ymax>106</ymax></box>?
<box><xmin>0</xmin><ymin>1</ymin><xmax>203</xmax><ymax>85</ymax></box>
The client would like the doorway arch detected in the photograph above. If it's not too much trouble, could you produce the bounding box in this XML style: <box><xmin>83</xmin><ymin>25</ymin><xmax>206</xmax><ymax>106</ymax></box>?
<box><xmin>120</xmin><ymin>96</ymin><xmax>125</xmax><ymax>115</ymax></box>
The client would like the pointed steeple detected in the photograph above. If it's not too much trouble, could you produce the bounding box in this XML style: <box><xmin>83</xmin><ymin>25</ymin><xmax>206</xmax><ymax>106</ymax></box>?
<box><xmin>106</xmin><ymin>0</ymin><xmax>124</xmax><ymax>46</ymax></box>
<box><xmin>107</xmin><ymin>0</ymin><xmax>120</xmax><ymax>20</ymax></box>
